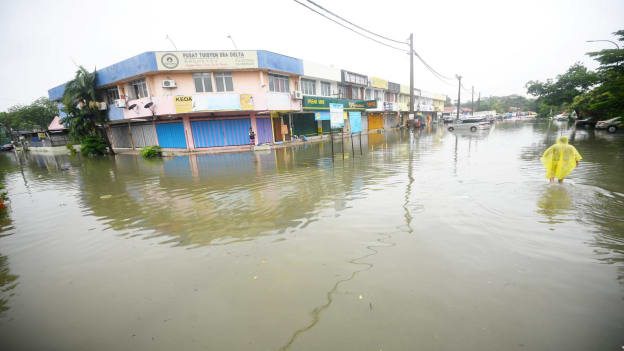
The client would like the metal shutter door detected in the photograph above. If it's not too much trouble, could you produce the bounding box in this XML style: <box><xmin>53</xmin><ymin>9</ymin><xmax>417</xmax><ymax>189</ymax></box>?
<box><xmin>132</xmin><ymin>124</ymin><xmax>157</xmax><ymax>147</ymax></box>
<box><xmin>292</xmin><ymin>113</ymin><xmax>317</xmax><ymax>136</ymax></box>
<box><xmin>222</xmin><ymin>119</ymin><xmax>251</xmax><ymax>146</ymax></box>
<box><xmin>255</xmin><ymin>118</ymin><xmax>273</xmax><ymax>144</ymax></box>
<box><xmin>192</xmin><ymin>120</ymin><xmax>226</xmax><ymax>148</ymax></box>
<box><xmin>111</xmin><ymin>125</ymin><xmax>131</xmax><ymax>148</ymax></box>
<box><xmin>155</xmin><ymin>122</ymin><xmax>187</xmax><ymax>148</ymax></box>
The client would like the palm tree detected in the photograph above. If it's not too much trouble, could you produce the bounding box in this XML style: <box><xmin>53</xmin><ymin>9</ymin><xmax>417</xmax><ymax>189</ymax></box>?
<box><xmin>61</xmin><ymin>66</ymin><xmax>114</xmax><ymax>154</ymax></box>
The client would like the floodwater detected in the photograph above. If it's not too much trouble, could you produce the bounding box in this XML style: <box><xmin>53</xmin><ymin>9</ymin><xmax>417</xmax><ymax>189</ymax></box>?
<box><xmin>0</xmin><ymin>121</ymin><xmax>623</xmax><ymax>350</ymax></box>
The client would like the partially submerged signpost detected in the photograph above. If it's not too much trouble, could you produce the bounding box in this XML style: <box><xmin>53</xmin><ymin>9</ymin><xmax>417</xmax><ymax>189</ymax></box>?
<box><xmin>304</xmin><ymin>96</ymin><xmax>376</xmax><ymax>164</ymax></box>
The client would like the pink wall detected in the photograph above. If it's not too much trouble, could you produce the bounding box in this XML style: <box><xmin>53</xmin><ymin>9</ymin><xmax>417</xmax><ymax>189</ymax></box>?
<box><xmin>118</xmin><ymin>70</ymin><xmax>301</xmax><ymax>120</ymax></box>
<box><xmin>123</xmin><ymin>95</ymin><xmax>175</xmax><ymax>119</ymax></box>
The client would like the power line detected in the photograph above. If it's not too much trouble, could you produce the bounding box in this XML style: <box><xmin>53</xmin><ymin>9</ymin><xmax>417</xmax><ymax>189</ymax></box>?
<box><xmin>293</xmin><ymin>0</ymin><xmax>408</xmax><ymax>52</ymax></box>
<box><xmin>412</xmin><ymin>50</ymin><xmax>452</xmax><ymax>81</ymax></box>
<box><xmin>306</xmin><ymin>0</ymin><xmax>407</xmax><ymax>45</ymax></box>
<box><xmin>294</xmin><ymin>0</ymin><xmax>467</xmax><ymax>91</ymax></box>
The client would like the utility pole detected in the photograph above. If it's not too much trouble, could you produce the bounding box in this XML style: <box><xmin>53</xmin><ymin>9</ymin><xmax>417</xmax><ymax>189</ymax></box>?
<box><xmin>471</xmin><ymin>86</ymin><xmax>474</xmax><ymax>116</ymax></box>
<box><xmin>477</xmin><ymin>92</ymin><xmax>481</xmax><ymax>113</ymax></box>
<box><xmin>455</xmin><ymin>75</ymin><xmax>462</xmax><ymax>120</ymax></box>
<box><xmin>408</xmin><ymin>33</ymin><xmax>414</xmax><ymax>128</ymax></box>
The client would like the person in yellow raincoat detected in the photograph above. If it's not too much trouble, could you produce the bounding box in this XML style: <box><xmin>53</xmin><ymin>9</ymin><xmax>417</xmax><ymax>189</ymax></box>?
<box><xmin>541</xmin><ymin>136</ymin><xmax>582</xmax><ymax>184</ymax></box>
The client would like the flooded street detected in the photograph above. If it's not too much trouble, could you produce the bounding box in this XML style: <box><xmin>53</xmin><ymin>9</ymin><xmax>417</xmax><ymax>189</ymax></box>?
<box><xmin>0</xmin><ymin>121</ymin><xmax>623</xmax><ymax>350</ymax></box>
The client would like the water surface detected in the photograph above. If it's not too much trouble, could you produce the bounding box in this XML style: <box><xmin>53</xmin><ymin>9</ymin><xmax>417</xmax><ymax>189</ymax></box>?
<box><xmin>0</xmin><ymin>121</ymin><xmax>623</xmax><ymax>350</ymax></box>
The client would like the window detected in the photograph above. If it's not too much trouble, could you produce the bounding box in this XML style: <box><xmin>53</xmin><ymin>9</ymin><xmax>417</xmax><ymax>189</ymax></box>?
<box><xmin>374</xmin><ymin>90</ymin><xmax>380</xmax><ymax>100</ymax></box>
<box><xmin>338</xmin><ymin>85</ymin><xmax>348</xmax><ymax>98</ymax></box>
<box><xmin>129</xmin><ymin>79</ymin><xmax>148</xmax><ymax>99</ymax></box>
<box><xmin>214</xmin><ymin>72</ymin><xmax>234</xmax><ymax>92</ymax></box>
<box><xmin>351</xmin><ymin>87</ymin><xmax>361</xmax><ymax>100</ymax></box>
<box><xmin>365</xmin><ymin>89</ymin><xmax>372</xmax><ymax>100</ymax></box>
<box><xmin>269</xmin><ymin>74</ymin><xmax>290</xmax><ymax>93</ymax></box>
<box><xmin>105</xmin><ymin>87</ymin><xmax>119</xmax><ymax>105</ymax></box>
<box><xmin>321</xmin><ymin>82</ymin><xmax>331</xmax><ymax>97</ymax></box>
<box><xmin>301</xmin><ymin>78</ymin><xmax>316</xmax><ymax>95</ymax></box>
<box><xmin>193</xmin><ymin>73</ymin><xmax>213</xmax><ymax>93</ymax></box>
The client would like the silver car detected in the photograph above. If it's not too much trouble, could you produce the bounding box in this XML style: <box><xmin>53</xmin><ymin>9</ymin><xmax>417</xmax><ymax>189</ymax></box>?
<box><xmin>447</xmin><ymin>118</ymin><xmax>490</xmax><ymax>132</ymax></box>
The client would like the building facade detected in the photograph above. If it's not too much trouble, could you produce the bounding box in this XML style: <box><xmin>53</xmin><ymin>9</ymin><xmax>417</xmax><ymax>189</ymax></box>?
<box><xmin>48</xmin><ymin>50</ymin><xmax>446</xmax><ymax>152</ymax></box>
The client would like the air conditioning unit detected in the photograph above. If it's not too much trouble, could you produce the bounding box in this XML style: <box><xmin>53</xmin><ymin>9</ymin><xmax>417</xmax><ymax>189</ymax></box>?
<box><xmin>98</xmin><ymin>102</ymin><xmax>107</xmax><ymax>110</ymax></box>
<box><xmin>115</xmin><ymin>99</ymin><xmax>126</xmax><ymax>108</ymax></box>
<box><xmin>162</xmin><ymin>80</ymin><xmax>177</xmax><ymax>88</ymax></box>
<box><xmin>292</xmin><ymin>90</ymin><xmax>303</xmax><ymax>100</ymax></box>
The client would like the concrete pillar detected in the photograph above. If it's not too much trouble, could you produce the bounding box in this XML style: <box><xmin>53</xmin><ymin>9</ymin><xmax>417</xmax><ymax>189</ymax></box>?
<box><xmin>128</xmin><ymin>121</ymin><xmax>135</xmax><ymax>150</ymax></box>
<box><xmin>182</xmin><ymin>115</ymin><xmax>195</xmax><ymax>151</ymax></box>
<box><xmin>250</xmin><ymin>113</ymin><xmax>258</xmax><ymax>145</ymax></box>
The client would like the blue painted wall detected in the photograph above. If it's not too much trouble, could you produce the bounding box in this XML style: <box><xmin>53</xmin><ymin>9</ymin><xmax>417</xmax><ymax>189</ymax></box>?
<box><xmin>56</xmin><ymin>103</ymin><xmax>67</xmax><ymax>118</ymax></box>
<box><xmin>107</xmin><ymin>105</ymin><xmax>124</xmax><ymax>120</ymax></box>
<box><xmin>48</xmin><ymin>83</ymin><xmax>68</xmax><ymax>101</ymax></box>
<box><xmin>49</xmin><ymin>50</ymin><xmax>302</xmax><ymax>101</ymax></box>
<box><xmin>48</xmin><ymin>52</ymin><xmax>157</xmax><ymax>101</ymax></box>
<box><xmin>95</xmin><ymin>51</ymin><xmax>157</xmax><ymax>86</ymax></box>
<box><xmin>257</xmin><ymin>50</ymin><xmax>303</xmax><ymax>75</ymax></box>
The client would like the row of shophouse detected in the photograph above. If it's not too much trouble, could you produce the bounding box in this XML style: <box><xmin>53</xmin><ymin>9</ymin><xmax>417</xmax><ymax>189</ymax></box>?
<box><xmin>47</xmin><ymin>50</ymin><xmax>447</xmax><ymax>151</ymax></box>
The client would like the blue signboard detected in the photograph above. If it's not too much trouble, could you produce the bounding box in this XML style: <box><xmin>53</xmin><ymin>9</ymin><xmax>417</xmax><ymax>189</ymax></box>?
<box><xmin>349</xmin><ymin>111</ymin><xmax>362</xmax><ymax>133</ymax></box>
<box><xmin>315</xmin><ymin>111</ymin><xmax>330</xmax><ymax>121</ymax></box>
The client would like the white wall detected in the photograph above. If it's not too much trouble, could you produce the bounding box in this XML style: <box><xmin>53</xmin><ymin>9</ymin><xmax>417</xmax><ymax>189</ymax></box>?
<box><xmin>302</xmin><ymin>60</ymin><xmax>341</xmax><ymax>81</ymax></box>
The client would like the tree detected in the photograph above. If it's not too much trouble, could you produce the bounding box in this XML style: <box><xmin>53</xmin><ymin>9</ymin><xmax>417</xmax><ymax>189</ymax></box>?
<box><xmin>527</xmin><ymin>29</ymin><xmax>624</xmax><ymax>120</ymax></box>
<box><xmin>0</xmin><ymin>97</ymin><xmax>59</xmax><ymax>141</ymax></box>
<box><xmin>573</xmin><ymin>29</ymin><xmax>624</xmax><ymax>118</ymax></box>
<box><xmin>61</xmin><ymin>66</ymin><xmax>114</xmax><ymax>154</ymax></box>
<box><xmin>525</xmin><ymin>63</ymin><xmax>599</xmax><ymax>118</ymax></box>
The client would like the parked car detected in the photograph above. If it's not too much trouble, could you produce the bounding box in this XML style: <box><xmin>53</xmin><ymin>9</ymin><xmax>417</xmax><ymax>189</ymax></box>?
<box><xmin>0</xmin><ymin>143</ymin><xmax>14</xmax><ymax>151</ymax></box>
<box><xmin>447</xmin><ymin>118</ymin><xmax>490</xmax><ymax>132</ymax></box>
<box><xmin>595</xmin><ymin>117</ymin><xmax>624</xmax><ymax>133</ymax></box>
<box><xmin>575</xmin><ymin>118</ymin><xmax>597</xmax><ymax>128</ymax></box>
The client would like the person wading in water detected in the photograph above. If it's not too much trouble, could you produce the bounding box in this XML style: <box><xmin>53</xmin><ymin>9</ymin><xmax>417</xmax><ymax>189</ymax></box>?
<box><xmin>249</xmin><ymin>128</ymin><xmax>255</xmax><ymax>145</ymax></box>
<box><xmin>540</xmin><ymin>135</ymin><xmax>582</xmax><ymax>184</ymax></box>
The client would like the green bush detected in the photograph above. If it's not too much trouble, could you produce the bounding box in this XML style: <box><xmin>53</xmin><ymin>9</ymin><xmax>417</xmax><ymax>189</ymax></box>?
<box><xmin>139</xmin><ymin>145</ymin><xmax>162</xmax><ymax>158</ymax></box>
<box><xmin>80</xmin><ymin>135</ymin><xmax>107</xmax><ymax>156</ymax></box>
<box><xmin>66</xmin><ymin>143</ymin><xmax>76</xmax><ymax>155</ymax></box>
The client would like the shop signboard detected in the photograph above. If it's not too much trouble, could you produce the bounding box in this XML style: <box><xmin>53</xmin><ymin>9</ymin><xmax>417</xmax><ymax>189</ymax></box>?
<box><xmin>388</xmin><ymin>82</ymin><xmax>400</xmax><ymax>93</ymax></box>
<box><xmin>341</xmin><ymin>70</ymin><xmax>368</xmax><ymax>86</ymax></box>
<box><xmin>156</xmin><ymin>51</ymin><xmax>258</xmax><ymax>71</ymax></box>
<box><xmin>303</xmin><ymin>96</ymin><xmax>376</xmax><ymax>110</ymax></box>
<box><xmin>329</xmin><ymin>103</ymin><xmax>344</xmax><ymax>128</ymax></box>
<box><xmin>173</xmin><ymin>94</ymin><xmax>253</xmax><ymax>113</ymax></box>
<box><xmin>370</xmin><ymin>77</ymin><xmax>388</xmax><ymax>89</ymax></box>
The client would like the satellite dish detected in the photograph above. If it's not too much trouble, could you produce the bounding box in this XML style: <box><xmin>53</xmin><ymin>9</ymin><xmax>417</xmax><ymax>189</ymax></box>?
<box><xmin>128</xmin><ymin>104</ymin><xmax>137</xmax><ymax>110</ymax></box>
<box><xmin>144</xmin><ymin>102</ymin><xmax>154</xmax><ymax>109</ymax></box>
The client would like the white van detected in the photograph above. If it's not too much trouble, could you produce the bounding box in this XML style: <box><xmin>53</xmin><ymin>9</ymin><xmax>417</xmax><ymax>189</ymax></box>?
<box><xmin>447</xmin><ymin>118</ymin><xmax>490</xmax><ymax>132</ymax></box>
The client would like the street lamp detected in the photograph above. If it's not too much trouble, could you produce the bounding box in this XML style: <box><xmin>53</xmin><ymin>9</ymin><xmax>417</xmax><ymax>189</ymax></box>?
<box><xmin>586</xmin><ymin>39</ymin><xmax>620</xmax><ymax>49</ymax></box>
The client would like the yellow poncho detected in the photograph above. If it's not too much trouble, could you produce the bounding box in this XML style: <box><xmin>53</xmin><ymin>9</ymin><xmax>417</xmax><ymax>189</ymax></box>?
<box><xmin>540</xmin><ymin>136</ymin><xmax>582</xmax><ymax>179</ymax></box>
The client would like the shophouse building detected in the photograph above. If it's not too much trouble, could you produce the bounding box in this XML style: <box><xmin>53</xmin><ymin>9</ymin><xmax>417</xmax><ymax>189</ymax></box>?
<box><xmin>366</xmin><ymin>77</ymin><xmax>389</xmax><ymax>131</ymax></box>
<box><xmin>48</xmin><ymin>49</ymin><xmax>445</xmax><ymax>152</ymax></box>
<box><xmin>48</xmin><ymin>50</ymin><xmax>303</xmax><ymax>151</ymax></box>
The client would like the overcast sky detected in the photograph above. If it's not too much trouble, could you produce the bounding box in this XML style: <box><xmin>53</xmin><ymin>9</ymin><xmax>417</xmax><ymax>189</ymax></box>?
<box><xmin>1</xmin><ymin>0</ymin><xmax>622</xmax><ymax>111</ymax></box>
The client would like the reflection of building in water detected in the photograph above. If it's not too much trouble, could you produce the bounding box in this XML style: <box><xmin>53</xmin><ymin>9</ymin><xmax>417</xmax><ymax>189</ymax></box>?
<box><xmin>0</xmin><ymin>253</ymin><xmax>18</xmax><ymax>315</ymax></box>
<box><xmin>0</xmin><ymin>208</ymin><xmax>17</xmax><ymax>316</ymax></box>
<box><xmin>77</xmin><ymin>147</ymin><xmax>406</xmax><ymax>248</ymax></box>
<box><xmin>536</xmin><ymin>185</ymin><xmax>572</xmax><ymax>225</ymax></box>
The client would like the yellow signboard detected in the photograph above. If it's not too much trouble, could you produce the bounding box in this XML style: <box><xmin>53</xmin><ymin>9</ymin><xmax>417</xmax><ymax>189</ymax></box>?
<box><xmin>156</xmin><ymin>51</ymin><xmax>259</xmax><ymax>71</ymax></box>
<box><xmin>240</xmin><ymin>94</ymin><xmax>254</xmax><ymax>110</ymax></box>
<box><xmin>174</xmin><ymin>96</ymin><xmax>193</xmax><ymax>113</ymax></box>
<box><xmin>370</xmin><ymin>77</ymin><xmax>388</xmax><ymax>89</ymax></box>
